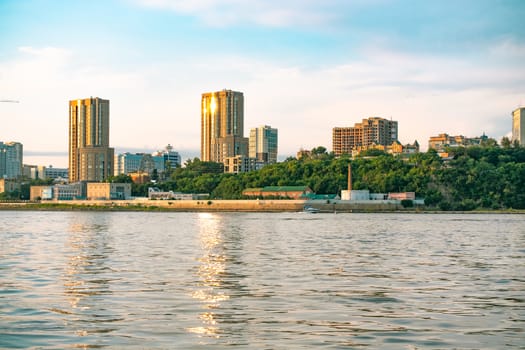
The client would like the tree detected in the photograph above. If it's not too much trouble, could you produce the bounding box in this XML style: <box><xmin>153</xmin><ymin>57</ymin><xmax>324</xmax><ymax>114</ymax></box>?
<box><xmin>106</xmin><ymin>174</ymin><xmax>133</xmax><ymax>183</ymax></box>
<box><xmin>311</xmin><ymin>146</ymin><xmax>327</xmax><ymax>155</ymax></box>
<box><xmin>501</xmin><ymin>136</ymin><xmax>512</xmax><ymax>148</ymax></box>
<box><xmin>212</xmin><ymin>176</ymin><xmax>243</xmax><ymax>199</ymax></box>
<box><xmin>151</xmin><ymin>169</ymin><xmax>159</xmax><ymax>181</ymax></box>
<box><xmin>120</xmin><ymin>144</ymin><xmax>525</xmax><ymax>210</ymax></box>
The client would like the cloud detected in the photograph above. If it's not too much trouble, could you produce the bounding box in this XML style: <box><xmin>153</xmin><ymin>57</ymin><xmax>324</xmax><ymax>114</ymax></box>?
<box><xmin>2</xmin><ymin>41</ymin><xmax>523</xmax><ymax>167</ymax></box>
<box><xmin>18</xmin><ymin>46</ymin><xmax>72</xmax><ymax>58</ymax></box>
<box><xmin>132</xmin><ymin>0</ymin><xmax>344</xmax><ymax>27</ymax></box>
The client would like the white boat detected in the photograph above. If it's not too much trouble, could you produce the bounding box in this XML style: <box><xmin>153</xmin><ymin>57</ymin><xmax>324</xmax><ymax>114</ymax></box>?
<box><xmin>303</xmin><ymin>205</ymin><xmax>320</xmax><ymax>213</ymax></box>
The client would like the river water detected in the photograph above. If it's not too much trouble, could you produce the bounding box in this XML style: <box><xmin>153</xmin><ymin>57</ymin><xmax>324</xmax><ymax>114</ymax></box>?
<box><xmin>1</xmin><ymin>211</ymin><xmax>524</xmax><ymax>349</ymax></box>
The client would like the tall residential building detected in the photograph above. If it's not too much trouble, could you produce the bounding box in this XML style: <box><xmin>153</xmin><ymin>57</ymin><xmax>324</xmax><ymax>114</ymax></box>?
<box><xmin>69</xmin><ymin>97</ymin><xmax>114</xmax><ymax>182</ymax></box>
<box><xmin>512</xmin><ymin>107</ymin><xmax>525</xmax><ymax>146</ymax></box>
<box><xmin>249</xmin><ymin>125</ymin><xmax>278</xmax><ymax>164</ymax></box>
<box><xmin>0</xmin><ymin>141</ymin><xmax>23</xmax><ymax>179</ymax></box>
<box><xmin>333</xmin><ymin>117</ymin><xmax>398</xmax><ymax>156</ymax></box>
<box><xmin>201</xmin><ymin>89</ymin><xmax>248</xmax><ymax>163</ymax></box>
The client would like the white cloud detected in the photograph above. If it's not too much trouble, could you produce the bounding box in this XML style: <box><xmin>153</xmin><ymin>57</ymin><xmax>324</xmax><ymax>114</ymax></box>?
<box><xmin>2</xmin><ymin>42</ymin><xmax>523</xmax><ymax>167</ymax></box>
<box><xmin>133</xmin><ymin>0</ymin><xmax>343</xmax><ymax>27</ymax></box>
<box><xmin>489</xmin><ymin>38</ymin><xmax>525</xmax><ymax>59</ymax></box>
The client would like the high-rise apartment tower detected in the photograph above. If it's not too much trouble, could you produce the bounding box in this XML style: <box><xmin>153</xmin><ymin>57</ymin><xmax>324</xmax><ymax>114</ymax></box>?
<box><xmin>249</xmin><ymin>125</ymin><xmax>278</xmax><ymax>164</ymax></box>
<box><xmin>512</xmin><ymin>107</ymin><xmax>525</xmax><ymax>146</ymax></box>
<box><xmin>69</xmin><ymin>97</ymin><xmax>114</xmax><ymax>182</ymax></box>
<box><xmin>0</xmin><ymin>141</ymin><xmax>23</xmax><ymax>179</ymax></box>
<box><xmin>333</xmin><ymin>117</ymin><xmax>398</xmax><ymax>156</ymax></box>
<box><xmin>201</xmin><ymin>90</ymin><xmax>248</xmax><ymax>163</ymax></box>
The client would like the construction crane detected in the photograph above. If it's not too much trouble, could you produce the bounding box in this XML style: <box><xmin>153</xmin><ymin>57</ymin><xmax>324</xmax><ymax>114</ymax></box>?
<box><xmin>0</xmin><ymin>100</ymin><xmax>19</xmax><ymax>103</ymax></box>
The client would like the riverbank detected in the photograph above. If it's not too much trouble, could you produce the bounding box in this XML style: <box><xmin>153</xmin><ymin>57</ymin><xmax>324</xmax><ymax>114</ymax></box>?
<box><xmin>0</xmin><ymin>199</ymin><xmax>404</xmax><ymax>212</ymax></box>
<box><xmin>1</xmin><ymin>199</ymin><xmax>524</xmax><ymax>213</ymax></box>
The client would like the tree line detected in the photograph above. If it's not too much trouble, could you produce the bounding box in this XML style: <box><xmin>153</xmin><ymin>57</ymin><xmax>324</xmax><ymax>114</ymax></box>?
<box><xmin>7</xmin><ymin>143</ymin><xmax>522</xmax><ymax>210</ymax></box>
<box><xmin>107</xmin><ymin>143</ymin><xmax>525</xmax><ymax>210</ymax></box>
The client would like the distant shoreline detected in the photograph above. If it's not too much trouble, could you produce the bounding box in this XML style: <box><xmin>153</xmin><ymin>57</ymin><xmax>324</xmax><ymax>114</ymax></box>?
<box><xmin>0</xmin><ymin>200</ymin><xmax>524</xmax><ymax>214</ymax></box>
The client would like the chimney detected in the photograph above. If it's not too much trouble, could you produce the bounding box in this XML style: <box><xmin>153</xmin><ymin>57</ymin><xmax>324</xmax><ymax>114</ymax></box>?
<box><xmin>348</xmin><ymin>163</ymin><xmax>352</xmax><ymax>191</ymax></box>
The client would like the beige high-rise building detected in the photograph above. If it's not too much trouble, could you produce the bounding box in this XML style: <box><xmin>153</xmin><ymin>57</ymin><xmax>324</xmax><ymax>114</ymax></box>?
<box><xmin>333</xmin><ymin>117</ymin><xmax>398</xmax><ymax>156</ymax></box>
<box><xmin>69</xmin><ymin>97</ymin><xmax>114</xmax><ymax>182</ymax></box>
<box><xmin>201</xmin><ymin>89</ymin><xmax>248</xmax><ymax>163</ymax></box>
<box><xmin>512</xmin><ymin>107</ymin><xmax>525</xmax><ymax>146</ymax></box>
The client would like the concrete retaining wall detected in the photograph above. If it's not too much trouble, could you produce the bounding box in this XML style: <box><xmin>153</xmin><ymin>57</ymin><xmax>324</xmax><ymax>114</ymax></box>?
<box><xmin>57</xmin><ymin>199</ymin><xmax>404</xmax><ymax>212</ymax></box>
<box><xmin>0</xmin><ymin>199</ymin><xmax>406</xmax><ymax>212</ymax></box>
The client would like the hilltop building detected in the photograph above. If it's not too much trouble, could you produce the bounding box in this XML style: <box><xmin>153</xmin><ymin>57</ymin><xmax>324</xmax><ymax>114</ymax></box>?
<box><xmin>0</xmin><ymin>141</ymin><xmax>23</xmax><ymax>179</ymax></box>
<box><xmin>352</xmin><ymin>140</ymin><xmax>420</xmax><ymax>156</ymax></box>
<box><xmin>249</xmin><ymin>125</ymin><xmax>278</xmax><ymax>165</ymax></box>
<box><xmin>333</xmin><ymin>117</ymin><xmax>398</xmax><ymax>156</ymax></box>
<box><xmin>296</xmin><ymin>148</ymin><xmax>312</xmax><ymax>159</ymax></box>
<box><xmin>512</xmin><ymin>107</ymin><xmax>525</xmax><ymax>146</ymax></box>
<box><xmin>223</xmin><ymin>155</ymin><xmax>257</xmax><ymax>174</ymax></box>
<box><xmin>69</xmin><ymin>97</ymin><xmax>114</xmax><ymax>182</ymax></box>
<box><xmin>428</xmin><ymin>133</ymin><xmax>488</xmax><ymax>152</ymax></box>
<box><xmin>201</xmin><ymin>89</ymin><xmax>248</xmax><ymax>164</ymax></box>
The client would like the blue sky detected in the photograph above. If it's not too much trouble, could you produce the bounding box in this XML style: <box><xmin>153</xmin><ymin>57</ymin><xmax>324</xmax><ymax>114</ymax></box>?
<box><xmin>1</xmin><ymin>0</ymin><xmax>524</xmax><ymax>167</ymax></box>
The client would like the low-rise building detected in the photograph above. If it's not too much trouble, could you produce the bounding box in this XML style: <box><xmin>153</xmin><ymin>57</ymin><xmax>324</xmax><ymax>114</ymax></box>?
<box><xmin>351</xmin><ymin>140</ymin><xmax>420</xmax><ymax>156</ymax></box>
<box><xmin>87</xmin><ymin>182</ymin><xmax>132</xmax><ymax>200</ymax></box>
<box><xmin>0</xmin><ymin>179</ymin><xmax>20</xmax><ymax>193</ymax></box>
<box><xmin>428</xmin><ymin>133</ymin><xmax>488</xmax><ymax>152</ymax></box>
<box><xmin>223</xmin><ymin>155</ymin><xmax>256</xmax><ymax>174</ymax></box>
<box><xmin>243</xmin><ymin>186</ymin><xmax>313</xmax><ymax>199</ymax></box>
<box><xmin>147</xmin><ymin>187</ymin><xmax>203</xmax><ymax>200</ymax></box>
<box><xmin>341</xmin><ymin>189</ymin><xmax>371</xmax><ymax>201</ymax></box>
<box><xmin>30</xmin><ymin>186</ymin><xmax>53</xmax><ymax>200</ymax></box>
<box><xmin>30</xmin><ymin>182</ymin><xmax>87</xmax><ymax>200</ymax></box>
<box><xmin>54</xmin><ymin>183</ymin><xmax>86</xmax><ymax>200</ymax></box>
<box><xmin>129</xmin><ymin>172</ymin><xmax>150</xmax><ymax>184</ymax></box>
<box><xmin>388</xmin><ymin>192</ymin><xmax>416</xmax><ymax>200</ymax></box>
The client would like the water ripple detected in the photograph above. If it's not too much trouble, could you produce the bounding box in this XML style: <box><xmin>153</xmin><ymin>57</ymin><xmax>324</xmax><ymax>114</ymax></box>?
<box><xmin>0</xmin><ymin>212</ymin><xmax>524</xmax><ymax>349</ymax></box>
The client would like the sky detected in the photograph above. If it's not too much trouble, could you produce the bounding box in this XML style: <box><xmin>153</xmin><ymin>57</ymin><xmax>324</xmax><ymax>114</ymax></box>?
<box><xmin>1</xmin><ymin>0</ymin><xmax>524</xmax><ymax>167</ymax></box>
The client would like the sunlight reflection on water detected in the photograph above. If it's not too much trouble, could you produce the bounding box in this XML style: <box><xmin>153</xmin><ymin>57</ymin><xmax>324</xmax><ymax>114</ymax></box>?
<box><xmin>0</xmin><ymin>212</ymin><xmax>524</xmax><ymax>349</ymax></box>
